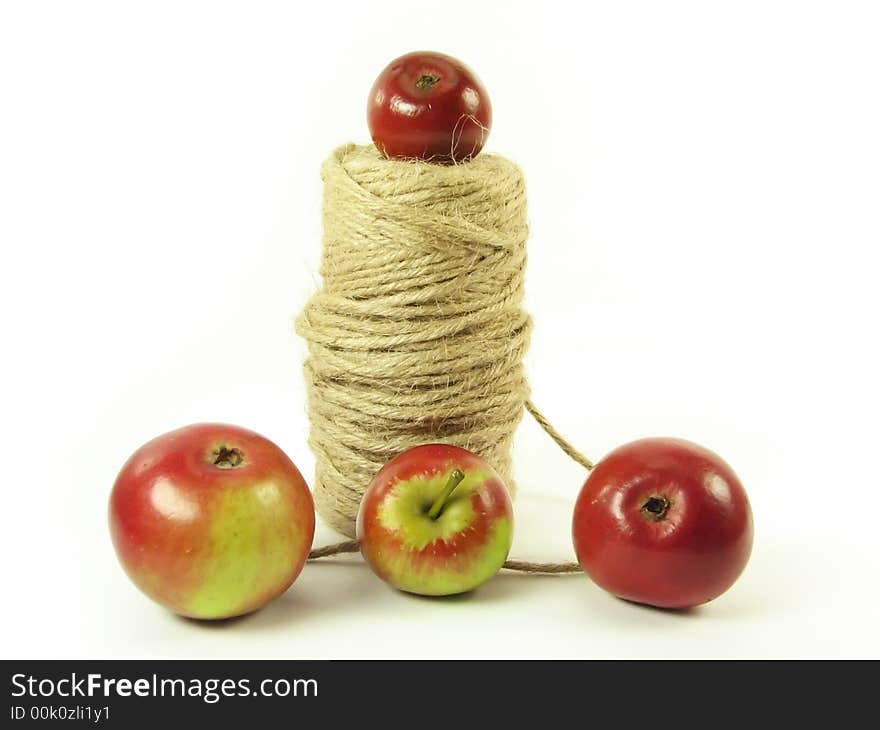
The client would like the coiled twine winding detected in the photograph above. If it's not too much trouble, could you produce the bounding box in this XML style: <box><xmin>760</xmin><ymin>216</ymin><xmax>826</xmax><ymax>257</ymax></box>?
<box><xmin>296</xmin><ymin>144</ymin><xmax>532</xmax><ymax>538</ymax></box>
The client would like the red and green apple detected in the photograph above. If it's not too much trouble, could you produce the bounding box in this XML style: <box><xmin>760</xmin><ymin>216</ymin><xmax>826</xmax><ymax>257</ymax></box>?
<box><xmin>356</xmin><ymin>443</ymin><xmax>513</xmax><ymax>596</ymax></box>
<box><xmin>109</xmin><ymin>423</ymin><xmax>315</xmax><ymax>619</ymax></box>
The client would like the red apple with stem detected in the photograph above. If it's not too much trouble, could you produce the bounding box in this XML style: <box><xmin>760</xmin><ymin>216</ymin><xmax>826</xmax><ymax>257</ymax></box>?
<box><xmin>357</xmin><ymin>444</ymin><xmax>513</xmax><ymax>596</ymax></box>
<box><xmin>109</xmin><ymin>423</ymin><xmax>315</xmax><ymax>619</ymax></box>
<box><xmin>367</xmin><ymin>51</ymin><xmax>492</xmax><ymax>163</ymax></box>
<box><xmin>572</xmin><ymin>438</ymin><xmax>753</xmax><ymax>609</ymax></box>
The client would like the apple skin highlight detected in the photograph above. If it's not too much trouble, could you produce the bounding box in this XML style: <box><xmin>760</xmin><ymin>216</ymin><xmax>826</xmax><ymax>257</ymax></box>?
<box><xmin>357</xmin><ymin>444</ymin><xmax>513</xmax><ymax>596</ymax></box>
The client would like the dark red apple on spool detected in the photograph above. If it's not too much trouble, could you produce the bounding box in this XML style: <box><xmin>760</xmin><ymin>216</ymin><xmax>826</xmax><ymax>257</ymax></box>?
<box><xmin>367</xmin><ymin>51</ymin><xmax>492</xmax><ymax>163</ymax></box>
<box><xmin>572</xmin><ymin>438</ymin><xmax>753</xmax><ymax>609</ymax></box>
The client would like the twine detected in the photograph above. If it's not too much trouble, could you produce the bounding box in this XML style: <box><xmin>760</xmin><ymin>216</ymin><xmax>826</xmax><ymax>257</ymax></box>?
<box><xmin>308</xmin><ymin>539</ymin><xmax>582</xmax><ymax>574</ymax></box>
<box><xmin>296</xmin><ymin>144</ymin><xmax>593</xmax><ymax>573</ymax></box>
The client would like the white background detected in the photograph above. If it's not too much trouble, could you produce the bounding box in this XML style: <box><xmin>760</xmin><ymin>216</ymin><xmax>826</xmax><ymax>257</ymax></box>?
<box><xmin>1</xmin><ymin>1</ymin><xmax>878</xmax><ymax>659</ymax></box>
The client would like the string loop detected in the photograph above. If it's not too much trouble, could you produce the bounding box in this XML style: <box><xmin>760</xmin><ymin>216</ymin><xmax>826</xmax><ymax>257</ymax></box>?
<box><xmin>298</xmin><ymin>145</ymin><xmax>593</xmax><ymax>572</ymax></box>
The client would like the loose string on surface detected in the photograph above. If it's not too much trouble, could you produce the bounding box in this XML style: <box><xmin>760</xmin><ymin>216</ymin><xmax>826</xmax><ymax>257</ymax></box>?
<box><xmin>307</xmin><ymin>541</ymin><xmax>582</xmax><ymax>575</ymax></box>
<box><xmin>297</xmin><ymin>144</ymin><xmax>593</xmax><ymax>572</ymax></box>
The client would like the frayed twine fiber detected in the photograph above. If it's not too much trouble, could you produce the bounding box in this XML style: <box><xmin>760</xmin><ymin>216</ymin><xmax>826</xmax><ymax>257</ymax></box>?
<box><xmin>296</xmin><ymin>143</ymin><xmax>592</xmax><ymax>540</ymax></box>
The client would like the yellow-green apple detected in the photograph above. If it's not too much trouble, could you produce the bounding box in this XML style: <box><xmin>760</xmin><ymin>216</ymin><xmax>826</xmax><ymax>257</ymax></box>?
<box><xmin>356</xmin><ymin>443</ymin><xmax>513</xmax><ymax>596</ymax></box>
<box><xmin>109</xmin><ymin>423</ymin><xmax>315</xmax><ymax>619</ymax></box>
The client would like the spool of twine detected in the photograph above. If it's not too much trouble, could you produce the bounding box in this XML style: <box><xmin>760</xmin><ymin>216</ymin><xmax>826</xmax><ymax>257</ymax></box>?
<box><xmin>296</xmin><ymin>143</ymin><xmax>531</xmax><ymax>538</ymax></box>
<box><xmin>297</xmin><ymin>145</ymin><xmax>594</xmax><ymax>567</ymax></box>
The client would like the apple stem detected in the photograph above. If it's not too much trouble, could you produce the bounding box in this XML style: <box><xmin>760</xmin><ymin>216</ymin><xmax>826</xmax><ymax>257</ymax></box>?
<box><xmin>641</xmin><ymin>495</ymin><xmax>671</xmax><ymax>521</ymax></box>
<box><xmin>416</xmin><ymin>73</ymin><xmax>440</xmax><ymax>90</ymax></box>
<box><xmin>427</xmin><ymin>469</ymin><xmax>465</xmax><ymax>519</ymax></box>
<box><xmin>213</xmin><ymin>446</ymin><xmax>244</xmax><ymax>469</ymax></box>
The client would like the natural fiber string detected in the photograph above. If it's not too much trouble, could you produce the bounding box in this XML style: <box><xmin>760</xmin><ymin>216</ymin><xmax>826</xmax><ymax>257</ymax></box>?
<box><xmin>297</xmin><ymin>143</ymin><xmax>592</xmax><ymax>573</ymax></box>
<box><xmin>524</xmin><ymin>400</ymin><xmax>594</xmax><ymax>470</ymax></box>
<box><xmin>307</xmin><ymin>540</ymin><xmax>582</xmax><ymax>575</ymax></box>
<box><xmin>297</xmin><ymin>143</ymin><xmax>532</xmax><ymax>538</ymax></box>
<box><xmin>306</xmin><ymin>394</ymin><xmax>592</xmax><ymax>573</ymax></box>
